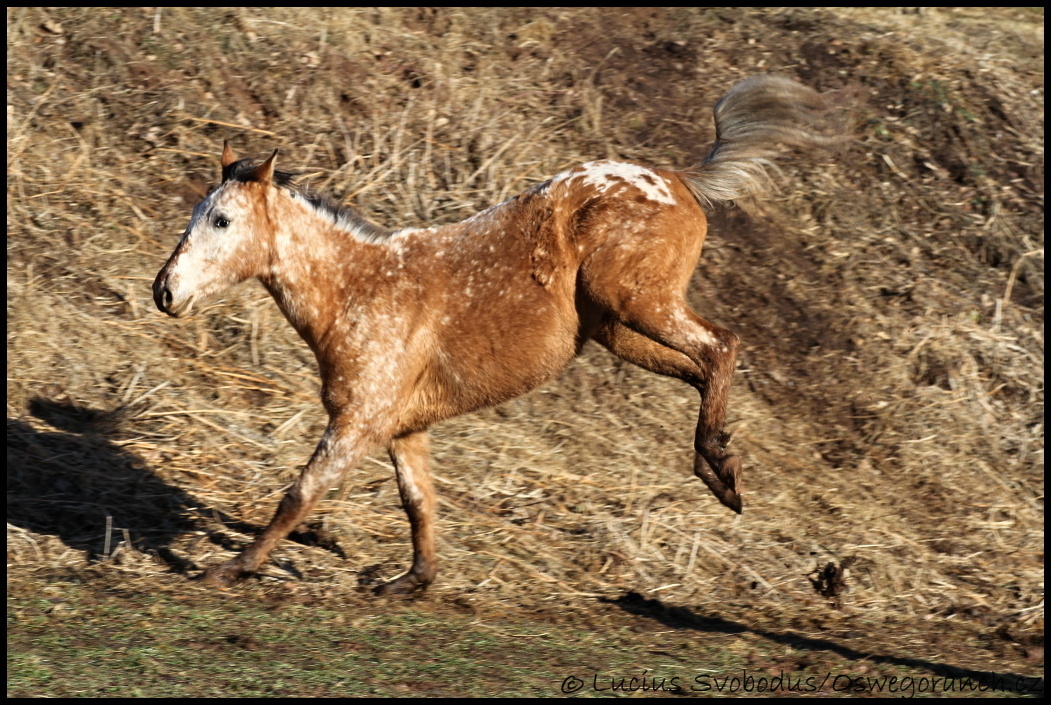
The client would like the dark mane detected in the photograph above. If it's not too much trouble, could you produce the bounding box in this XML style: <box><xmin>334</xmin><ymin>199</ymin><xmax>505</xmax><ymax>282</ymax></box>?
<box><xmin>293</xmin><ymin>189</ymin><xmax>392</xmax><ymax>243</ymax></box>
<box><xmin>222</xmin><ymin>157</ymin><xmax>298</xmax><ymax>187</ymax></box>
<box><xmin>224</xmin><ymin>157</ymin><xmax>391</xmax><ymax>242</ymax></box>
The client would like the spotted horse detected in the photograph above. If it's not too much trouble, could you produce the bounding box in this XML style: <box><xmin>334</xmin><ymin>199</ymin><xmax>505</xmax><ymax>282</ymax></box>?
<box><xmin>154</xmin><ymin>74</ymin><xmax>845</xmax><ymax>594</ymax></box>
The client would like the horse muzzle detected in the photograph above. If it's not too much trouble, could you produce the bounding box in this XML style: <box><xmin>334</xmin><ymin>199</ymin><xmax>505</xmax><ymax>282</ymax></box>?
<box><xmin>153</xmin><ymin>270</ymin><xmax>191</xmax><ymax>317</ymax></box>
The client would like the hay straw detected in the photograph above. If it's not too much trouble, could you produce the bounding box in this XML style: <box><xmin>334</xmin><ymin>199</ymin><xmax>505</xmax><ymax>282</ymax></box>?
<box><xmin>7</xmin><ymin>7</ymin><xmax>1043</xmax><ymax>648</ymax></box>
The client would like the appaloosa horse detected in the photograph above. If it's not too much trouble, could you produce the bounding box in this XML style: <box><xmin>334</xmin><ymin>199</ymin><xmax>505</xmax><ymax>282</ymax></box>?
<box><xmin>153</xmin><ymin>74</ymin><xmax>843</xmax><ymax>594</ymax></box>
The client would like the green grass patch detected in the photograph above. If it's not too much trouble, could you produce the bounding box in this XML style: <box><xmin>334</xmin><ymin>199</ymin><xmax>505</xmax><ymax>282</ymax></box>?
<box><xmin>7</xmin><ymin>583</ymin><xmax>739</xmax><ymax>697</ymax></box>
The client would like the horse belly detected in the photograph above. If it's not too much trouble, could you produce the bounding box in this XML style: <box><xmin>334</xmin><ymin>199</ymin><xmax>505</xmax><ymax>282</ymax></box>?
<box><xmin>421</xmin><ymin>287</ymin><xmax>579</xmax><ymax>420</ymax></box>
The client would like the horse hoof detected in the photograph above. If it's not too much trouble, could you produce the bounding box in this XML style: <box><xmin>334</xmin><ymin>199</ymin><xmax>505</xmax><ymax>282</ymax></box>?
<box><xmin>373</xmin><ymin>573</ymin><xmax>428</xmax><ymax>597</ymax></box>
<box><xmin>717</xmin><ymin>453</ymin><xmax>742</xmax><ymax>495</ymax></box>
<box><xmin>198</xmin><ymin>563</ymin><xmax>250</xmax><ymax>588</ymax></box>
<box><xmin>693</xmin><ymin>452</ymin><xmax>744</xmax><ymax>514</ymax></box>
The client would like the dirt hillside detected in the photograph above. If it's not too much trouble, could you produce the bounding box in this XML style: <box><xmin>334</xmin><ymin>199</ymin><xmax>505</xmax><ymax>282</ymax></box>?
<box><xmin>8</xmin><ymin>7</ymin><xmax>1043</xmax><ymax>692</ymax></box>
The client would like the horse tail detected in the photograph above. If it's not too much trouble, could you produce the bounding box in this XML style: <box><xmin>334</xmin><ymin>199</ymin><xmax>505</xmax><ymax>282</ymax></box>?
<box><xmin>682</xmin><ymin>74</ymin><xmax>847</xmax><ymax>213</ymax></box>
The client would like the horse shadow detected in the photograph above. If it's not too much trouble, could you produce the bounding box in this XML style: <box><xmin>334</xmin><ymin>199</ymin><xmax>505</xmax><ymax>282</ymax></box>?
<box><xmin>603</xmin><ymin>591</ymin><xmax>1043</xmax><ymax>697</ymax></box>
<box><xmin>6</xmin><ymin>397</ymin><xmax>270</xmax><ymax>573</ymax></box>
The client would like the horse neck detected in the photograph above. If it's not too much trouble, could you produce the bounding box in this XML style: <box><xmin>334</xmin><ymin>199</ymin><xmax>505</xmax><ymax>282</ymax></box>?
<box><xmin>258</xmin><ymin>201</ymin><xmax>394</xmax><ymax>354</ymax></box>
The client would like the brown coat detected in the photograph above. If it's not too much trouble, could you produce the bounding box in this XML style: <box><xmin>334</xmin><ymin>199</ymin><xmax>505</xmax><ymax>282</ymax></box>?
<box><xmin>153</xmin><ymin>74</ymin><xmax>844</xmax><ymax>593</ymax></box>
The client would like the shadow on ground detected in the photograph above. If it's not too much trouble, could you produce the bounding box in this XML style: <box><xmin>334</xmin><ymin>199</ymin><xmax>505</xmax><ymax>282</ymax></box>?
<box><xmin>7</xmin><ymin>398</ymin><xmax>338</xmax><ymax>574</ymax></box>
<box><xmin>604</xmin><ymin>591</ymin><xmax>1044</xmax><ymax>697</ymax></box>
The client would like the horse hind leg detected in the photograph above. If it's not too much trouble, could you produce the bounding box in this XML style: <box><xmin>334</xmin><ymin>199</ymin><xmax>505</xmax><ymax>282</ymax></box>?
<box><xmin>594</xmin><ymin>315</ymin><xmax>743</xmax><ymax>513</ymax></box>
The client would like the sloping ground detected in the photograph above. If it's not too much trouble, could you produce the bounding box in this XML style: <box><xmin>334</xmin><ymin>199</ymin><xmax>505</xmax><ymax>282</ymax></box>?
<box><xmin>8</xmin><ymin>6</ymin><xmax>1043</xmax><ymax>688</ymax></box>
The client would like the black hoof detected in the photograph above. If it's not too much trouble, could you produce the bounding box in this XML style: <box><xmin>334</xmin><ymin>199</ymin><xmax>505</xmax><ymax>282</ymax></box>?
<box><xmin>373</xmin><ymin>572</ymin><xmax>430</xmax><ymax>597</ymax></box>
<box><xmin>693</xmin><ymin>453</ymin><xmax>743</xmax><ymax>514</ymax></box>
<box><xmin>198</xmin><ymin>562</ymin><xmax>252</xmax><ymax>588</ymax></box>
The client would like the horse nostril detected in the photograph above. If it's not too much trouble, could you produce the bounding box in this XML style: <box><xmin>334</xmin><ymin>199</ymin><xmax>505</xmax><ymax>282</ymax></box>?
<box><xmin>154</xmin><ymin>281</ymin><xmax>174</xmax><ymax>313</ymax></box>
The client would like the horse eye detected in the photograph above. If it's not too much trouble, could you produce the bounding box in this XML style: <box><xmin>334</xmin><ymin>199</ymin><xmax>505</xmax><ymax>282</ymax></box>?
<box><xmin>214</xmin><ymin>216</ymin><xmax>230</xmax><ymax>229</ymax></box>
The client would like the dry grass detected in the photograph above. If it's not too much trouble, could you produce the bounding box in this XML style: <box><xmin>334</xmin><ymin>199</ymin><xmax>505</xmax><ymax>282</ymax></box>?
<box><xmin>7</xmin><ymin>6</ymin><xmax>1043</xmax><ymax>658</ymax></box>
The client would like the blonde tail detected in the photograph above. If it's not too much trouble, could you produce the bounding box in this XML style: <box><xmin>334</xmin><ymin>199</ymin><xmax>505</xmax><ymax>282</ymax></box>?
<box><xmin>683</xmin><ymin>74</ymin><xmax>847</xmax><ymax>213</ymax></box>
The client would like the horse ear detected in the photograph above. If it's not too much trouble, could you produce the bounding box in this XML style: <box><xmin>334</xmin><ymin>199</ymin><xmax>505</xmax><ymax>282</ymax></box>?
<box><xmin>221</xmin><ymin>140</ymin><xmax>238</xmax><ymax>168</ymax></box>
<box><xmin>220</xmin><ymin>141</ymin><xmax>239</xmax><ymax>181</ymax></box>
<box><xmin>250</xmin><ymin>149</ymin><xmax>279</xmax><ymax>183</ymax></box>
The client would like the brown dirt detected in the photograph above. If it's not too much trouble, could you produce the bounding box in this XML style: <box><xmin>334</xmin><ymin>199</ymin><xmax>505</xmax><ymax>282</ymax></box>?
<box><xmin>8</xmin><ymin>7</ymin><xmax>1043</xmax><ymax>690</ymax></box>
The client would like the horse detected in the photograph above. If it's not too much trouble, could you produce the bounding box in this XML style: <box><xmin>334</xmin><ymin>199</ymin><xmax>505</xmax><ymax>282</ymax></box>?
<box><xmin>153</xmin><ymin>74</ymin><xmax>844</xmax><ymax>594</ymax></box>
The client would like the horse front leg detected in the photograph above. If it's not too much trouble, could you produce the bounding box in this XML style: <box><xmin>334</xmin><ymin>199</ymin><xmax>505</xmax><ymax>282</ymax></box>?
<box><xmin>200</xmin><ymin>420</ymin><xmax>370</xmax><ymax>587</ymax></box>
<box><xmin>375</xmin><ymin>430</ymin><xmax>437</xmax><ymax>596</ymax></box>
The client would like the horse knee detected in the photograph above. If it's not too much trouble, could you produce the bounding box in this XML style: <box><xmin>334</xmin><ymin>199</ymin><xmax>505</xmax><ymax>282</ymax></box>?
<box><xmin>708</xmin><ymin>327</ymin><xmax>739</xmax><ymax>359</ymax></box>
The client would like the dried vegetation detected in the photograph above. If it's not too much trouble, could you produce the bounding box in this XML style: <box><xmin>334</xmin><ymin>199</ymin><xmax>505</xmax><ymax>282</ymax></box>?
<box><xmin>7</xmin><ymin>6</ymin><xmax>1043</xmax><ymax>664</ymax></box>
